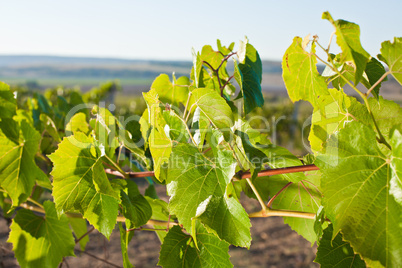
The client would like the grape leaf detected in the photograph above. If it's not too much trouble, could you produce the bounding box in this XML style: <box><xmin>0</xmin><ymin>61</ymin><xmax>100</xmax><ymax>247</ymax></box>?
<box><xmin>145</xmin><ymin>196</ymin><xmax>170</xmax><ymax>243</ymax></box>
<box><xmin>166</xmin><ymin>143</ymin><xmax>236</xmax><ymax>234</ymax></box>
<box><xmin>0</xmin><ymin>82</ymin><xmax>16</xmax><ymax>119</ymax></box>
<box><xmin>322</xmin><ymin>12</ymin><xmax>370</xmax><ymax>85</ymax></box>
<box><xmin>162</xmin><ymin>110</ymin><xmax>189</xmax><ymax>143</ymax></box>
<box><xmin>0</xmin><ymin>119</ymin><xmax>47</xmax><ymax>205</ymax></box>
<box><xmin>364</xmin><ymin>57</ymin><xmax>387</xmax><ymax>99</ymax></box>
<box><xmin>120</xmin><ymin>180</ymin><xmax>152</xmax><ymax>228</ymax></box>
<box><xmin>68</xmin><ymin>217</ymin><xmax>89</xmax><ymax>251</ymax></box>
<box><xmin>149</xmin><ymin>127</ymin><xmax>172</xmax><ymax>182</ymax></box>
<box><xmin>190</xmin><ymin>88</ymin><xmax>234</xmax><ymax>130</ymax></box>
<box><xmin>195</xmin><ymin>194</ymin><xmax>251</xmax><ymax>248</ymax></box>
<box><xmin>192</xmin><ymin>107</ymin><xmax>209</xmax><ymax>149</ymax></box>
<box><xmin>49</xmin><ymin>132</ymin><xmax>119</xmax><ymax>238</ymax></box>
<box><xmin>378</xmin><ymin>37</ymin><xmax>402</xmax><ymax>85</ymax></box>
<box><xmin>151</xmin><ymin>74</ymin><xmax>190</xmax><ymax>106</ymax></box>
<box><xmin>282</xmin><ymin>37</ymin><xmax>329</xmax><ymax>108</ymax></box>
<box><xmin>390</xmin><ymin>126</ymin><xmax>402</xmax><ymax>205</ymax></box>
<box><xmin>308</xmin><ymin>88</ymin><xmax>369</xmax><ymax>152</ymax></box>
<box><xmin>158</xmin><ymin>224</ymin><xmax>232</xmax><ymax>268</ymax></box>
<box><xmin>316</xmin><ymin>122</ymin><xmax>402</xmax><ymax>266</ymax></box>
<box><xmin>118</xmin><ymin>223</ymin><xmax>134</xmax><ymax>268</ymax></box>
<box><xmin>315</xmin><ymin>224</ymin><xmax>366</xmax><ymax>267</ymax></box>
<box><xmin>8</xmin><ymin>201</ymin><xmax>75</xmax><ymax>268</ymax></box>
<box><xmin>236</xmin><ymin>38</ymin><xmax>264</xmax><ymax>114</ymax></box>
<box><xmin>65</xmin><ymin>112</ymin><xmax>90</xmax><ymax>136</ymax></box>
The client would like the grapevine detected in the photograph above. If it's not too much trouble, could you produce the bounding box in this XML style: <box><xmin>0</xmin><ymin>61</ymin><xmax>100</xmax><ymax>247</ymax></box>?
<box><xmin>0</xmin><ymin>11</ymin><xmax>401</xmax><ymax>267</ymax></box>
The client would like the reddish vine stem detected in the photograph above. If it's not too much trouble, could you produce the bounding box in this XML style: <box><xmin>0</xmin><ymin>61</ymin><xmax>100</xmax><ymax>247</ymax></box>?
<box><xmin>266</xmin><ymin>182</ymin><xmax>293</xmax><ymax>208</ymax></box>
<box><xmin>75</xmin><ymin>249</ymin><xmax>122</xmax><ymax>268</ymax></box>
<box><xmin>105</xmin><ymin>164</ymin><xmax>319</xmax><ymax>179</ymax></box>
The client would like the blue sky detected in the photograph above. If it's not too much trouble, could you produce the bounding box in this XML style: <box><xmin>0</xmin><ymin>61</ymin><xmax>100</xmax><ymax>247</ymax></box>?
<box><xmin>0</xmin><ymin>0</ymin><xmax>401</xmax><ymax>61</ymax></box>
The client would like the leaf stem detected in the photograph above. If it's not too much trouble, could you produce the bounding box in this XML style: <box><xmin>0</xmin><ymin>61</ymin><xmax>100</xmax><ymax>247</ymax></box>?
<box><xmin>103</xmin><ymin>155</ymin><xmax>128</xmax><ymax>178</ymax></box>
<box><xmin>183</xmin><ymin>91</ymin><xmax>192</xmax><ymax>120</ymax></box>
<box><xmin>75</xmin><ymin>249</ymin><xmax>122</xmax><ymax>268</ymax></box>
<box><xmin>246</xmin><ymin>178</ymin><xmax>267</xmax><ymax>212</ymax></box>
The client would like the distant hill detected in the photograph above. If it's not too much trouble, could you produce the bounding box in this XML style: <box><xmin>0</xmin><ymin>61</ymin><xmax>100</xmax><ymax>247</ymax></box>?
<box><xmin>0</xmin><ymin>55</ymin><xmax>286</xmax><ymax>93</ymax></box>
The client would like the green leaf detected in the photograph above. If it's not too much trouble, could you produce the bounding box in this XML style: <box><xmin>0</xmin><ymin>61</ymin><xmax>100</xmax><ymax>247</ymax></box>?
<box><xmin>65</xmin><ymin>112</ymin><xmax>90</xmax><ymax>136</ymax></box>
<box><xmin>118</xmin><ymin>223</ymin><xmax>134</xmax><ymax>268</ymax></box>
<box><xmin>308</xmin><ymin>88</ymin><xmax>369</xmax><ymax>152</ymax></box>
<box><xmin>315</xmin><ymin>224</ymin><xmax>366</xmax><ymax>267</ymax></box>
<box><xmin>68</xmin><ymin>217</ymin><xmax>89</xmax><ymax>251</ymax></box>
<box><xmin>144</xmin><ymin>197</ymin><xmax>170</xmax><ymax>242</ymax></box>
<box><xmin>316</xmin><ymin>122</ymin><xmax>402</xmax><ymax>266</ymax></box>
<box><xmin>162</xmin><ymin>110</ymin><xmax>190</xmax><ymax>143</ymax></box>
<box><xmin>190</xmin><ymin>88</ymin><xmax>234</xmax><ymax>130</ymax></box>
<box><xmin>237</xmin><ymin>38</ymin><xmax>264</xmax><ymax>114</ymax></box>
<box><xmin>158</xmin><ymin>224</ymin><xmax>232</xmax><ymax>268</ymax></box>
<box><xmin>390</xmin><ymin>125</ymin><xmax>402</xmax><ymax>205</ymax></box>
<box><xmin>151</xmin><ymin>74</ymin><xmax>190</xmax><ymax>106</ymax></box>
<box><xmin>166</xmin><ymin>143</ymin><xmax>236</xmax><ymax>233</ymax></box>
<box><xmin>379</xmin><ymin>37</ymin><xmax>402</xmax><ymax>85</ymax></box>
<box><xmin>322</xmin><ymin>11</ymin><xmax>370</xmax><ymax>84</ymax></box>
<box><xmin>149</xmin><ymin>127</ymin><xmax>172</xmax><ymax>182</ymax></box>
<box><xmin>192</xmin><ymin>48</ymin><xmax>203</xmax><ymax>88</ymax></box>
<box><xmin>259</xmin><ymin>173</ymin><xmax>321</xmax><ymax>244</ymax></box>
<box><xmin>369</xmin><ymin>97</ymin><xmax>402</xmax><ymax>147</ymax></box>
<box><xmin>0</xmin><ymin>82</ymin><xmax>16</xmax><ymax>119</ymax></box>
<box><xmin>8</xmin><ymin>201</ymin><xmax>75</xmax><ymax>268</ymax></box>
<box><xmin>49</xmin><ymin>132</ymin><xmax>119</xmax><ymax>238</ymax></box>
<box><xmin>282</xmin><ymin>37</ymin><xmax>329</xmax><ymax>107</ymax></box>
<box><xmin>195</xmin><ymin>195</ymin><xmax>251</xmax><ymax>248</ymax></box>
<box><xmin>192</xmin><ymin>107</ymin><xmax>209</xmax><ymax>149</ymax></box>
<box><xmin>364</xmin><ymin>57</ymin><xmax>387</xmax><ymax>99</ymax></box>
<box><xmin>120</xmin><ymin>180</ymin><xmax>152</xmax><ymax>228</ymax></box>
<box><xmin>0</xmin><ymin>119</ymin><xmax>47</xmax><ymax>205</ymax></box>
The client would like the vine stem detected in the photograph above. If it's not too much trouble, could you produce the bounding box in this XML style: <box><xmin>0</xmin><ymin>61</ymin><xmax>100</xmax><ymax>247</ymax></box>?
<box><xmin>75</xmin><ymin>249</ymin><xmax>122</xmax><ymax>268</ymax></box>
<box><xmin>75</xmin><ymin>226</ymin><xmax>95</xmax><ymax>244</ymax></box>
<box><xmin>105</xmin><ymin>164</ymin><xmax>319</xmax><ymax>179</ymax></box>
<box><xmin>249</xmin><ymin>209</ymin><xmax>316</xmax><ymax>220</ymax></box>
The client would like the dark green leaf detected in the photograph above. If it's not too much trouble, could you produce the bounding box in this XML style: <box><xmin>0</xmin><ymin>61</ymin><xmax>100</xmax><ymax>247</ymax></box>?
<box><xmin>315</xmin><ymin>224</ymin><xmax>366</xmax><ymax>267</ymax></box>
<box><xmin>8</xmin><ymin>201</ymin><xmax>75</xmax><ymax>268</ymax></box>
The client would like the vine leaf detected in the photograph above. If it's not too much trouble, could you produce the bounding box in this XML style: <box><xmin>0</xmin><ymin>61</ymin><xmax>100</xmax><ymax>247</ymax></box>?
<box><xmin>158</xmin><ymin>224</ymin><xmax>232</xmax><ymax>268</ymax></box>
<box><xmin>0</xmin><ymin>119</ymin><xmax>48</xmax><ymax>206</ymax></box>
<box><xmin>118</xmin><ymin>223</ymin><xmax>134</xmax><ymax>268</ymax></box>
<box><xmin>316</xmin><ymin>122</ymin><xmax>402</xmax><ymax>266</ymax></box>
<box><xmin>190</xmin><ymin>88</ymin><xmax>234</xmax><ymax>131</ymax></box>
<box><xmin>315</xmin><ymin>224</ymin><xmax>366</xmax><ymax>267</ymax></box>
<box><xmin>166</xmin><ymin>144</ymin><xmax>236</xmax><ymax>234</ymax></box>
<box><xmin>236</xmin><ymin>38</ymin><xmax>264</xmax><ymax>114</ymax></box>
<box><xmin>363</xmin><ymin>57</ymin><xmax>387</xmax><ymax>99</ymax></box>
<box><xmin>322</xmin><ymin>11</ymin><xmax>370</xmax><ymax>85</ymax></box>
<box><xmin>49</xmin><ymin>132</ymin><xmax>119</xmax><ymax>238</ymax></box>
<box><xmin>66</xmin><ymin>112</ymin><xmax>90</xmax><ymax>136</ymax></box>
<box><xmin>120</xmin><ymin>180</ymin><xmax>152</xmax><ymax>228</ymax></box>
<box><xmin>390</xmin><ymin>126</ymin><xmax>402</xmax><ymax>205</ymax></box>
<box><xmin>0</xmin><ymin>82</ymin><xmax>16</xmax><ymax>119</ymax></box>
<box><xmin>151</xmin><ymin>74</ymin><xmax>190</xmax><ymax>106</ymax></box>
<box><xmin>250</xmin><ymin>171</ymin><xmax>321</xmax><ymax>244</ymax></box>
<box><xmin>282</xmin><ymin>37</ymin><xmax>329</xmax><ymax>108</ymax></box>
<box><xmin>192</xmin><ymin>107</ymin><xmax>209</xmax><ymax>149</ymax></box>
<box><xmin>68</xmin><ymin>217</ymin><xmax>89</xmax><ymax>251</ymax></box>
<box><xmin>195</xmin><ymin>192</ymin><xmax>251</xmax><ymax>248</ymax></box>
<box><xmin>8</xmin><ymin>201</ymin><xmax>75</xmax><ymax>268</ymax></box>
<box><xmin>309</xmin><ymin>88</ymin><xmax>369</xmax><ymax>152</ymax></box>
<box><xmin>378</xmin><ymin>37</ymin><xmax>402</xmax><ymax>85</ymax></box>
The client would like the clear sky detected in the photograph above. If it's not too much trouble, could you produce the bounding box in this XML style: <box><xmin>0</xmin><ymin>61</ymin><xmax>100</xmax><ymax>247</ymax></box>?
<box><xmin>0</xmin><ymin>0</ymin><xmax>401</xmax><ymax>61</ymax></box>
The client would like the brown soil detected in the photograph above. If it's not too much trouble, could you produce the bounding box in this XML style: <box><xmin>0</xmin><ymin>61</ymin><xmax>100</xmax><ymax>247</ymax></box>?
<box><xmin>0</xmin><ymin>183</ymin><xmax>319</xmax><ymax>268</ymax></box>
